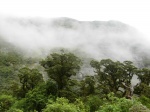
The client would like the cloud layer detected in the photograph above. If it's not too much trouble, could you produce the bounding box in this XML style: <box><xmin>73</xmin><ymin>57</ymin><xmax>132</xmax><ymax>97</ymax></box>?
<box><xmin>0</xmin><ymin>17</ymin><xmax>149</xmax><ymax>64</ymax></box>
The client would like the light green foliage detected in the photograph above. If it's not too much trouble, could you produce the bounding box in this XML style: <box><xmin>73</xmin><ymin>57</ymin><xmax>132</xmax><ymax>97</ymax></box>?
<box><xmin>85</xmin><ymin>95</ymin><xmax>103</xmax><ymax>112</ymax></box>
<box><xmin>10</xmin><ymin>81</ymin><xmax>57</xmax><ymax>112</ymax></box>
<box><xmin>7</xmin><ymin>108</ymin><xmax>23</xmax><ymax>112</ymax></box>
<box><xmin>9</xmin><ymin>98</ymin><xmax>27</xmax><ymax>112</ymax></box>
<box><xmin>74</xmin><ymin>98</ymin><xmax>89</xmax><ymax>112</ymax></box>
<box><xmin>0</xmin><ymin>94</ymin><xmax>16</xmax><ymax>112</ymax></box>
<box><xmin>43</xmin><ymin>97</ymin><xmax>87</xmax><ymax>112</ymax></box>
<box><xmin>97</xmin><ymin>93</ymin><xmax>138</xmax><ymax>112</ymax></box>
<box><xmin>138</xmin><ymin>96</ymin><xmax>150</xmax><ymax>109</ymax></box>
<box><xmin>129</xmin><ymin>104</ymin><xmax>150</xmax><ymax>112</ymax></box>
<box><xmin>24</xmin><ymin>87</ymin><xmax>48</xmax><ymax>112</ymax></box>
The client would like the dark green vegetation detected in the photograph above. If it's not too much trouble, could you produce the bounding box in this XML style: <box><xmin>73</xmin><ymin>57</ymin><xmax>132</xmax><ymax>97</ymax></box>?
<box><xmin>0</xmin><ymin>48</ymin><xmax>150</xmax><ymax>112</ymax></box>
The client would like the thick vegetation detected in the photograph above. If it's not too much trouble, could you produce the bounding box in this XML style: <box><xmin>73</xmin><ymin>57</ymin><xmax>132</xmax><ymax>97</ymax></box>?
<box><xmin>0</xmin><ymin>49</ymin><xmax>150</xmax><ymax>112</ymax></box>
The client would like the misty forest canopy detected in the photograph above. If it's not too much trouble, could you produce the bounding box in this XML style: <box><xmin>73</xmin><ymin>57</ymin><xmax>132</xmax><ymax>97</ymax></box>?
<box><xmin>0</xmin><ymin>49</ymin><xmax>150</xmax><ymax>112</ymax></box>
<box><xmin>0</xmin><ymin>17</ymin><xmax>150</xmax><ymax>111</ymax></box>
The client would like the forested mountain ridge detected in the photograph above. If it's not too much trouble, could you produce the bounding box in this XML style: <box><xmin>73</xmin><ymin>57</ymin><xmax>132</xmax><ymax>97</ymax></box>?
<box><xmin>0</xmin><ymin>49</ymin><xmax>150</xmax><ymax>112</ymax></box>
<box><xmin>0</xmin><ymin>18</ymin><xmax>150</xmax><ymax>112</ymax></box>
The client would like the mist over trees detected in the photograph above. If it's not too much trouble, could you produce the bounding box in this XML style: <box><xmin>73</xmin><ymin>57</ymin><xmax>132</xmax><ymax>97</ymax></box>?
<box><xmin>0</xmin><ymin>48</ymin><xmax>150</xmax><ymax>112</ymax></box>
<box><xmin>0</xmin><ymin>18</ymin><xmax>150</xmax><ymax>111</ymax></box>
<box><xmin>0</xmin><ymin>17</ymin><xmax>150</xmax><ymax>65</ymax></box>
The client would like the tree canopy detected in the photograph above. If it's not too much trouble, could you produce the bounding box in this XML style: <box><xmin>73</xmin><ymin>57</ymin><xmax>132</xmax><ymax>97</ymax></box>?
<box><xmin>40</xmin><ymin>50</ymin><xmax>82</xmax><ymax>92</ymax></box>
<box><xmin>90</xmin><ymin>59</ymin><xmax>137</xmax><ymax>98</ymax></box>
<box><xmin>0</xmin><ymin>48</ymin><xmax>150</xmax><ymax>112</ymax></box>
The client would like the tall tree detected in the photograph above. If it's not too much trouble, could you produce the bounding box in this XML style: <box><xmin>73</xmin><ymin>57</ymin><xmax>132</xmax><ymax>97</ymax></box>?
<box><xmin>90</xmin><ymin>59</ymin><xmax>137</xmax><ymax>98</ymax></box>
<box><xmin>40</xmin><ymin>50</ymin><xmax>82</xmax><ymax>93</ymax></box>
<box><xmin>18</xmin><ymin>67</ymin><xmax>44</xmax><ymax>97</ymax></box>
<box><xmin>80</xmin><ymin>76</ymin><xmax>95</xmax><ymax>96</ymax></box>
<box><xmin>134</xmin><ymin>68</ymin><xmax>150</xmax><ymax>97</ymax></box>
<box><xmin>137</xmin><ymin>68</ymin><xmax>150</xmax><ymax>85</ymax></box>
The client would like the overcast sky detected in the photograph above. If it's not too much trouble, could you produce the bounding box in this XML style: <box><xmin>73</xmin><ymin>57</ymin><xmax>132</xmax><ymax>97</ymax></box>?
<box><xmin>0</xmin><ymin>0</ymin><xmax>150</xmax><ymax>37</ymax></box>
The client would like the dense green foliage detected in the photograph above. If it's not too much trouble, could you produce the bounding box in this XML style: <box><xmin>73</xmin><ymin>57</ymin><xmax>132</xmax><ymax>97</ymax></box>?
<box><xmin>90</xmin><ymin>59</ymin><xmax>137</xmax><ymax>98</ymax></box>
<box><xmin>43</xmin><ymin>97</ymin><xmax>88</xmax><ymax>112</ymax></box>
<box><xmin>0</xmin><ymin>51</ymin><xmax>22</xmax><ymax>87</ymax></box>
<box><xmin>17</xmin><ymin>67</ymin><xmax>44</xmax><ymax>98</ymax></box>
<box><xmin>0</xmin><ymin>94</ymin><xmax>16</xmax><ymax>111</ymax></box>
<box><xmin>40</xmin><ymin>50</ymin><xmax>82</xmax><ymax>91</ymax></box>
<box><xmin>0</xmin><ymin>49</ymin><xmax>150</xmax><ymax>112</ymax></box>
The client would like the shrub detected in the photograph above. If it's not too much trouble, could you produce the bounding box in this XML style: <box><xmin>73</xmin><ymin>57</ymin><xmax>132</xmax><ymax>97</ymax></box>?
<box><xmin>0</xmin><ymin>94</ymin><xmax>15</xmax><ymax>111</ymax></box>
<box><xmin>129</xmin><ymin>103</ymin><xmax>150</xmax><ymax>112</ymax></box>
<box><xmin>97</xmin><ymin>93</ymin><xmax>138</xmax><ymax>112</ymax></box>
<box><xmin>43</xmin><ymin>97</ymin><xmax>87</xmax><ymax>112</ymax></box>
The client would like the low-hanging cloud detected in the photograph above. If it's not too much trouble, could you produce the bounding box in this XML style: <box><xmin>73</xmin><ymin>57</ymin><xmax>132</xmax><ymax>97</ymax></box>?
<box><xmin>0</xmin><ymin>16</ymin><xmax>149</xmax><ymax>64</ymax></box>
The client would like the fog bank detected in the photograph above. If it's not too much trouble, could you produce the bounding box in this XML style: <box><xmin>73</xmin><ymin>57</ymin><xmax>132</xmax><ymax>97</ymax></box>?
<box><xmin>0</xmin><ymin>17</ymin><xmax>149</xmax><ymax>64</ymax></box>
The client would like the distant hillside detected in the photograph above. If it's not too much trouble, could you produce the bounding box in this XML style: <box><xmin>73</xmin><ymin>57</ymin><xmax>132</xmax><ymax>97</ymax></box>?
<box><xmin>0</xmin><ymin>17</ymin><xmax>150</xmax><ymax>67</ymax></box>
